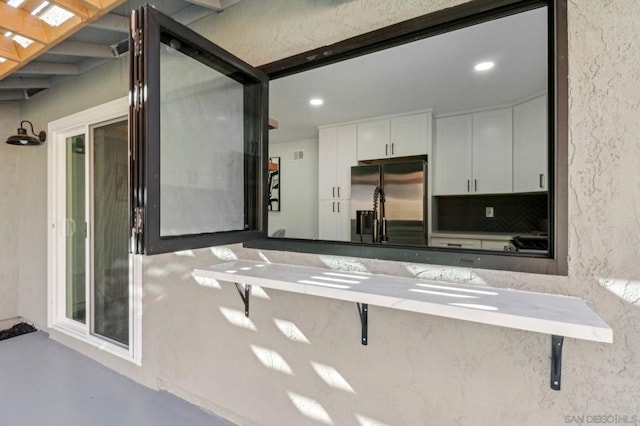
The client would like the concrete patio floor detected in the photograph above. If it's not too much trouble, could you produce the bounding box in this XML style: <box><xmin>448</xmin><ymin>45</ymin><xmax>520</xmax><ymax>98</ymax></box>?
<box><xmin>0</xmin><ymin>331</ymin><xmax>234</xmax><ymax>426</ymax></box>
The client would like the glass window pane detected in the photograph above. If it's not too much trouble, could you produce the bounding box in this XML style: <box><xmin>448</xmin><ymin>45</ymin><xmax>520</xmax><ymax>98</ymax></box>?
<box><xmin>92</xmin><ymin>120</ymin><xmax>129</xmax><ymax>345</ymax></box>
<box><xmin>159</xmin><ymin>42</ymin><xmax>245</xmax><ymax>237</ymax></box>
<box><xmin>65</xmin><ymin>135</ymin><xmax>86</xmax><ymax>323</ymax></box>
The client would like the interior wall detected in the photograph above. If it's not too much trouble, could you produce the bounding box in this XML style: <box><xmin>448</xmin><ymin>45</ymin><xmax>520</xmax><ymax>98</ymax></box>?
<box><xmin>15</xmin><ymin>0</ymin><xmax>640</xmax><ymax>424</ymax></box>
<box><xmin>268</xmin><ymin>139</ymin><xmax>319</xmax><ymax>239</ymax></box>
<box><xmin>0</xmin><ymin>104</ymin><xmax>20</xmax><ymax>321</ymax></box>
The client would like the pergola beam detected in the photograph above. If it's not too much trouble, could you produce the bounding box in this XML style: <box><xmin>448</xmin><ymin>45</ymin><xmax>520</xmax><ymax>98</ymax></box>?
<box><xmin>12</xmin><ymin>61</ymin><xmax>80</xmax><ymax>75</ymax></box>
<box><xmin>0</xmin><ymin>2</ymin><xmax>50</xmax><ymax>44</ymax></box>
<box><xmin>48</xmin><ymin>40</ymin><xmax>115</xmax><ymax>58</ymax></box>
<box><xmin>0</xmin><ymin>78</ymin><xmax>51</xmax><ymax>89</ymax></box>
<box><xmin>88</xmin><ymin>13</ymin><xmax>128</xmax><ymax>32</ymax></box>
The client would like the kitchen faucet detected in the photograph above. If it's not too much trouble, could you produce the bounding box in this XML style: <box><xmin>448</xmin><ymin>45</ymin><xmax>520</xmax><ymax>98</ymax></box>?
<box><xmin>372</xmin><ymin>185</ymin><xmax>388</xmax><ymax>243</ymax></box>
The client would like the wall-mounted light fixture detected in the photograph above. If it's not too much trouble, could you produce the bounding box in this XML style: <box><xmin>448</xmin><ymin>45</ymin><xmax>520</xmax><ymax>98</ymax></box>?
<box><xmin>6</xmin><ymin>121</ymin><xmax>46</xmax><ymax>146</ymax></box>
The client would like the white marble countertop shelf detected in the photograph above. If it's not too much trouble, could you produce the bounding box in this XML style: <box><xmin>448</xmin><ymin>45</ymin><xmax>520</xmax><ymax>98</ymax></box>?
<box><xmin>193</xmin><ymin>260</ymin><xmax>612</xmax><ymax>343</ymax></box>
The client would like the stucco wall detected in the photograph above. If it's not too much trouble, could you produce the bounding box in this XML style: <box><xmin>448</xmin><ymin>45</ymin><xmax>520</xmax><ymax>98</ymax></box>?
<box><xmin>17</xmin><ymin>0</ymin><xmax>640</xmax><ymax>424</ymax></box>
<box><xmin>0</xmin><ymin>104</ymin><xmax>20</xmax><ymax>321</ymax></box>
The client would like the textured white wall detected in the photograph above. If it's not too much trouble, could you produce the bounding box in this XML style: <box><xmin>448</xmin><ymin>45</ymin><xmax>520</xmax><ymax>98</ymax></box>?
<box><xmin>17</xmin><ymin>0</ymin><xmax>640</xmax><ymax>424</ymax></box>
<box><xmin>0</xmin><ymin>104</ymin><xmax>20</xmax><ymax>321</ymax></box>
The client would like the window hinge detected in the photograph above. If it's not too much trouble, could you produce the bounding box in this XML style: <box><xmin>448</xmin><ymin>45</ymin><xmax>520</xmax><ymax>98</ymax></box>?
<box><xmin>134</xmin><ymin>207</ymin><xmax>144</xmax><ymax>234</ymax></box>
<box><xmin>133</xmin><ymin>28</ymin><xmax>143</xmax><ymax>57</ymax></box>
<box><xmin>133</xmin><ymin>81</ymin><xmax>144</xmax><ymax>111</ymax></box>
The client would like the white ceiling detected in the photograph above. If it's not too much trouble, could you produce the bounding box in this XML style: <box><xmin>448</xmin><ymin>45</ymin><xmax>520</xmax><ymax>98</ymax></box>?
<box><xmin>269</xmin><ymin>6</ymin><xmax>548</xmax><ymax>143</ymax></box>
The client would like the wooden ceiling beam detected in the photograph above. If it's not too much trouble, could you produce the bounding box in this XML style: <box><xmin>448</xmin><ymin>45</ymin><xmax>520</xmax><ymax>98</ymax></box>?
<box><xmin>0</xmin><ymin>0</ymin><xmax>123</xmax><ymax>80</ymax></box>
<box><xmin>0</xmin><ymin>38</ymin><xmax>22</xmax><ymax>62</ymax></box>
<box><xmin>77</xmin><ymin>0</ymin><xmax>103</xmax><ymax>10</ymax></box>
<box><xmin>48</xmin><ymin>0</ymin><xmax>91</xmax><ymax>19</ymax></box>
<box><xmin>0</xmin><ymin>2</ymin><xmax>50</xmax><ymax>44</ymax></box>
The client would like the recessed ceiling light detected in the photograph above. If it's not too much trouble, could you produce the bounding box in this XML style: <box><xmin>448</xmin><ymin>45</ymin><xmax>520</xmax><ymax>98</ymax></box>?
<box><xmin>474</xmin><ymin>61</ymin><xmax>495</xmax><ymax>72</ymax></box>
<box><xmin>4</xmin><ymin>31</ymin><xmax>13</xmax><ymax>38</ymax></box>
<box><xmin>0</xmin><ymin>57</ymin><xmax>7</xmax><ymax>63</ymax></box>
<box><xmin>309</xmin><ymin>98</ymin><xmax>324</xmax><ymax>106</ymax></box>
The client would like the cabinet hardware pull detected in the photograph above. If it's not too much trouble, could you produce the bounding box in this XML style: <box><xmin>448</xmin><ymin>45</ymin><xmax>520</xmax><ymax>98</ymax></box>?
<box><xmin>332</xmin><ymin>187</ymin><xmax>335</xmax><ymax>198</ymax></box>
<box><xmin>539</xmin><ymin>173</ymin><xmax>544</xmax><ymax>188</ymax></box>
<box><xmin>474</xmin><ymin>179</ymin><xmax>478</xmax><ymax>192</ymax></box>
<box><xmin>447</xmin><ymin>243</ymin><xmax>463</xmax><ymax>247</ymax></box>
<box><xmin>385</xmin><ymin>144</ymin><xmax>388</xmax><ymax>155</ymax></box>
<box><xmin>391</xmin><ymin>143</ymin><xmax>395</xmax><ymax>155</ymax></box>
<box><xmin>337</xmin><ymin>202</ymin><xmax>340</xmax><ymax>213</ymax></box>
<box><xmin>332</xmin><ymin>201</ymin><xmax>335</xmax><ymax>213</ymax></box>
<box><xmin>337</xmin><ymin>187</ymin><xmax>340</xmax><ymax>198</ymax></box>
<box><xmin>467</xmin><ymin>179</ymin><xmax>470</xmax><ymax>192</ymax></box>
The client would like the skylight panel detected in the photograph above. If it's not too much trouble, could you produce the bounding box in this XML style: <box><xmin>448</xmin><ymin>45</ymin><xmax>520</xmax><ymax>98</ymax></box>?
<box><xmin>4</xmin><ymin>31</ymin><xmax>13</xmax><ymax>38</ymax></box>
<box><xmin>7</xmin><ymin>0</ymin><xmax>25</xmax><ymax>8</ymax></box>
<box><xmin>13</xmin><ymin>35</ymin><xmax>34</xmax><ymax>48</ymax></box>
<box><xmin>40</xmin><ymin>5</ymin><xmax>75</xmax><ymax>27</ymax></box>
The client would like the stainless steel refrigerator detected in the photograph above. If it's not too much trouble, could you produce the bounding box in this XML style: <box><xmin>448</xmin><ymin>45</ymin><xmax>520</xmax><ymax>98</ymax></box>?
<box><xmin>350</xmin><ymin>160</ymin><xmax>427</xmax><ymax>246</ymax></box>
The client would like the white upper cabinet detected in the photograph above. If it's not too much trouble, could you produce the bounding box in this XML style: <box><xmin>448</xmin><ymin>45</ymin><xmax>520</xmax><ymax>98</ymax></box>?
<box><xmin>357</xmin><ymin>112</ymin><xmax>431</xmax><ymax>161</ymax></box>
<box><xmin>390</xmin><ymin>113</ymin><xmax>431</xmax><ymax>158</ymax></box>
<box><xmin>433</xmin><ymin>108</ymin><xmax>512</xmax><ymax>195</ymax></box>
<box><xmin>513</xmin><ymin>94</ymin><xmax>548</xmax><ymax>192</ymax></box>
<box><xmin>357</xmin><ymin>119</ymin><xmax>390</xmax><ymax>161</ymax></box>
<box><xmin>472</xmin><ymin>108</ymin><xmax>513</xmax><ymax>194</ymax></box>
<box><xmin>433</xmin><ymin>114</ymin><xmax>473</xmax><ymax>195</ymax></box>
<box><xmin>318</xmin><ymin>124</ymin><xmax>357</xmax><ymax>199</ymax></box>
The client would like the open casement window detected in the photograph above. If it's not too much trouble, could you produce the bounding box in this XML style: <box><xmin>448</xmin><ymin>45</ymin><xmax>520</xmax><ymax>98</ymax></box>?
<box><xmin>129</xmin><ymin>6</ymin><xmax>269</xmax><ymax>255</ymax></box>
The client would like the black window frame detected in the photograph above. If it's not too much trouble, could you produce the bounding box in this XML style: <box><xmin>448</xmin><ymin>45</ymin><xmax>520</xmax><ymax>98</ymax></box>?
<box><xmin>245</xmin><ymin>0</ymin><xmax>568</xmax><ymax>276</ymax></box>
<box><xmin>129</xmin><ymin>5</ymin><xmax>269</xmax><ymax>255</ymax></box>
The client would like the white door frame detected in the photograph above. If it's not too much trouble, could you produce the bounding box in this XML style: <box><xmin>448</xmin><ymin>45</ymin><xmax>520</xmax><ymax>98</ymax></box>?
<box><xmin>47</xmin><ymin>97</ymin><xmax>142</xmax><ymax>365</ymax></box>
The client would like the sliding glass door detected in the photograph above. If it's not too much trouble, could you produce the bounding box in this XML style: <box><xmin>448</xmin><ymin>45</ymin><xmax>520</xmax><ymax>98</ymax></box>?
<box><xmin>58</xmin><ymin>117</ymin><xmax>131</xmax><ymax>347</ymax></box>
<box><xmin>91</xmin><ymin>119</ymin><xmax>129</xmax><ymax>345</ymax></box>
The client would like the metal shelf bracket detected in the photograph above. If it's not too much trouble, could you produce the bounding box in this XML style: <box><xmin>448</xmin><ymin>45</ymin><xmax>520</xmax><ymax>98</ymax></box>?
<box><xmin>235</xmin><ymin>283</ymin><xmax>252</xmax><ymax>317</ymax></box>
<box><xmin>551</xmin><ymin>335</ymin><xmax>564</xmax><ymax>390</ymax></box>
<box><xmin>357</xmin><ymin>303</ymin><xmax>368</xmax><ymax>345</ymax></box>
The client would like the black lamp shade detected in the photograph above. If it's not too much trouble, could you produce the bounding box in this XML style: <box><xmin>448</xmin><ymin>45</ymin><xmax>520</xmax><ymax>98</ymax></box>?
<box><xmin>6</xmin><ymin>125</ymin><xmax>46</xmax><ymax>146</ymax></box>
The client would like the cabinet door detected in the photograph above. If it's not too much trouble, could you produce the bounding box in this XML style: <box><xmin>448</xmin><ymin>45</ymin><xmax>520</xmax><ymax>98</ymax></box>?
<box><xmin>357</xmin><ymin>119</ymin><xmax>390</xmax><ymax>161</ymax></box>
<box><xmin>318</xmin><ymin>127</ymin><xmax>338</xmax><ymax>199</ymax></box>
<box><xmin>318</xmin><ymin>200</ymin><xmax>351</xmax><ymax>241</ymax></box>
<box><xmin>513</xmin><ymin>95</ymin><xmax>547</xmax><ymax>192</ymax></box>
<box><xmin>318</xmin><ymin>199</ymin><xmax>337</xmax><ymax>240</ymax></box>
<box><xmin>335</xmin><ymin>200</ymin><xmax>351</xmax><ymax>242</ymax></box>
<box><xmin>335</xmin><ymin>125</ymin><xmax>357</xmax><ymax>199</ymax></box>
<box><xmin>433</xmin><ymin>115</ymin><xmax>473</xmax><ymax>195</ymax></box>
<box><xmin>391</xmin><ymin>113</ymin><xmax>429</xmax><ymax>157</ymax></box>
<box><xmin>472</xmin><ymin>108</ymin><xmax>513</xmax><ymax>194</ymax></box>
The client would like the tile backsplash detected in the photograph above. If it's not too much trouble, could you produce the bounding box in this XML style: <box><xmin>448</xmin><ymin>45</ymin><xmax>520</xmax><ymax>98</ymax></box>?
<box><xmin>434</xmin><ymin>193</ymin><xmax>548</xmax><ymax>233</ymax></box>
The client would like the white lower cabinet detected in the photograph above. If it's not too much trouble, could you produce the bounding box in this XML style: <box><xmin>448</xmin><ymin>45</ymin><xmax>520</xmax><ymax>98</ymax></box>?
<box><xmin>431</xmin><ymin>236</ymin><xmax>510</xmax><ymax>251</ymax></box>
<box><xmin>481</xmin><ymin>239</ymin><xmax>509</xmax><ymax>251</ymax></box>
<box><xmin>318</xmin><ymin>199</ymin><xmax>351</xmax><ymax>241</ymax></box>
<box><xmin>430</xmin><ymin>237</ymin><xmax>481</xmax><ymax>249</ymax></box>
